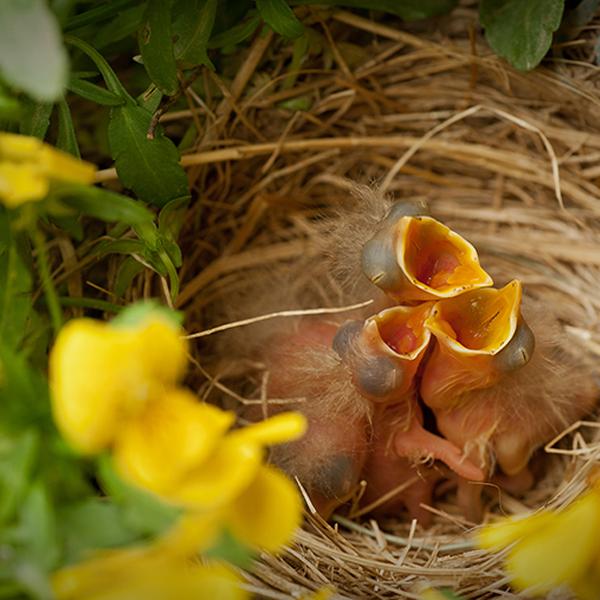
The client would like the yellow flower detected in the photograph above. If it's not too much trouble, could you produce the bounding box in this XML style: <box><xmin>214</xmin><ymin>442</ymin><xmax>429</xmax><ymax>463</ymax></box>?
<box><xmin>114</xmin><ymin>397</ymin><xmax>306</xmax><ymax>551</ymax></box>
<box><xmin>476</xmin><ymin>485</ymin><xmax>600</xmax><ymax>599</ymax></box>
<box><xmin>49</xmin><ymin>313</ymin><xmax>187</xmax><ymax>454</ymax></box>
<box><xmin>0</xmin><ymin>132</ymin><xmax>96</xmax><ymax>207</ymax></box>
<box><xmin>49</xmin><ymin>308</ymin><xmax>307</xmax><ymax>552</ymax></box>
<box><xmin>52</xmin><ymin>515</ymin><xmax>247</xmax><ymax>600</ymax></box>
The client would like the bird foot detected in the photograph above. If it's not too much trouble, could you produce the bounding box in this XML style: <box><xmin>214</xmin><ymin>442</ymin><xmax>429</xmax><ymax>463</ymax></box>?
<box><xmin>393</xmin><ymin>419</ymin><xmax>485</xmax><ymax>482</ymax></box>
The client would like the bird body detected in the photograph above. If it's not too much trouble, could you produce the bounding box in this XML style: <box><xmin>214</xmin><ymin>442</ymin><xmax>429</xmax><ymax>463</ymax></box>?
<box><xmin>216</xmin><ymin>185</ymin><xmax>598</xmax><ymax>523</ymax></box>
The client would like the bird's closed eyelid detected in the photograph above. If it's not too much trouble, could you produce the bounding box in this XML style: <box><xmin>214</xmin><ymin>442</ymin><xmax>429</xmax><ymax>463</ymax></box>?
<box><xmin>332</xmin><ymin>320</ymin><xmax>364</xmax><ymax>359</ymax></box>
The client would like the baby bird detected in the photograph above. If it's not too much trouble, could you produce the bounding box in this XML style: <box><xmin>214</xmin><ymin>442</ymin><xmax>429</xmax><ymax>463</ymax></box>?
<box><xmin>333</xmin><ymin>303</ymin><xmax>485</xmax><ymax>516</ymax></box>
<box><xmin>260</xmin><ymin>317</ymin><xmax>372</xmax><ymax>518</ymax></box>
<box><xmin>421</xmin><ymin>283</ymin><xmax>598</xmax><ymax>519</ymax></box>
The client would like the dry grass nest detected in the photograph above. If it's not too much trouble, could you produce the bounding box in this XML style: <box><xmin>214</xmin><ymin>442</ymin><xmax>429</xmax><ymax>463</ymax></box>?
<box><xmin>95</xmin><ymin>4</ymin><xmax>600</xmax><ymax>598</ymax></box>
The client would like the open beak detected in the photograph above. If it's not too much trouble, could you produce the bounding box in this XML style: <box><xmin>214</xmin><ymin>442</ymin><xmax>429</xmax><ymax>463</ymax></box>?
<box><xmin>336</xmin><ymin>303</ymin><xmax>433</xmax><ymax>403</ymax></box>
<box><xmin>362</xmin><ymin>215</ymin><xmax>493</xmax><ymax>302</ymax></box>
<box><xmin>420</xmin><ymin>280</ymin><xmax>534</xmax><ymax>408</ymax></box>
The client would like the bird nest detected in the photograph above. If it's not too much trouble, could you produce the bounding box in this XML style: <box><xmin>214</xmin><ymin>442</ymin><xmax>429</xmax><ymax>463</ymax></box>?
<box><xmin>125</xmin><ymin>6</ymin><xmax>600</xmax><ymax>598</ymax></box>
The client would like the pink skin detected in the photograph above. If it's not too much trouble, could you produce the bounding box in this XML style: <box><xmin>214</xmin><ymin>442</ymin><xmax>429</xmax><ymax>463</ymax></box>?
<box><xmin>259</xmin><ymin>316</ymin><xmax>485</xmax><ymax>521</ymax></box>
<box><xmin>435</xmin><ymin>398</ymin><xmax>544</xmax><ymax>520</ymax></box>
<box><xmin>263</xmin><ymin>318</ymin><xmax>369</xmax><ymax>518</ymax></box>
<box><xmin>361</xmin><ymin>406</ymin><xmax>440</xmax><ymax>525</ymax></box>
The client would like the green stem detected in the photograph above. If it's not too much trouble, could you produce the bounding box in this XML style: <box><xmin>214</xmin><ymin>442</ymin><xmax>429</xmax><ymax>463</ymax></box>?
<box><xmin>31</xmin><ymin>228</ymin><xmax>63</xmax><ymax>335</ymax></box>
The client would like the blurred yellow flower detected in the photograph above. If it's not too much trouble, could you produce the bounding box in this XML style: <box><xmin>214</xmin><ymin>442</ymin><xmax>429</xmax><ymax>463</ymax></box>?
<box><xmin>53</xmin><ymin>514</ymin><xmax>247</xmax><ymax>600</ymax></box>
<box><xmin>0</xmin><ymin>132</ymin><xmax>96</xmax><ymax>207</ymax></box>
<box><xmin>114</xmin><ymin>397</ymin><xmax>306</xmax><ymax>551</ymax></box>
<box><xmin>476</xmin><ymin>485</ymin><xmax>600</xmax><ymax>599</ymax></box>
<box><xmin>50</xmin><ymin>308</ymin><xmax>307</xmax><ymax>553</ymax></box>
<box><xmin>49</xmin><ymin>314</ymin><xmax>187</xmax><ymax>454</ymax></box>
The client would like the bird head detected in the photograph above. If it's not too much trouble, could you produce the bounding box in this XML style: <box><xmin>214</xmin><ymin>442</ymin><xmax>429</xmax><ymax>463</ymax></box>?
<box><xmin>333</xmin><ymin>302</ymin><xmax>433</xmax><ymax>403</ymax></box>
<box><xmin>421</xmin><ymin>280</ymin><xmax>534</xmax><ymax>408</ymax></box>
<box><xmin>362</xmin><ymin>214</ymin><xmax>493</xmax><ymax>302</ymax></box>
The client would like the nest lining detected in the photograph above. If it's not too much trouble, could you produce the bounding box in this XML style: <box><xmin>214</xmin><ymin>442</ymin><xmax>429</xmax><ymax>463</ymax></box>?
<box><xmin>93</xmin><ymin>4</ymin><xmax>600</xmax><ymax>598</ymax></box>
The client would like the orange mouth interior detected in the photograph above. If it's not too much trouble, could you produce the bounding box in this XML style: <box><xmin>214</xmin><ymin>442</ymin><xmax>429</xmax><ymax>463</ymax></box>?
<box><xmin>374</xmin><ymin>304</ymin><xmax>431</xmax><ymax>356</ymax></box>
<box><xmin>402</xmin><ymin>218</ymin><xmax>490</xmax><ymax>294</ymax></box>
<box><xmin>429</xmin><ymin>282</ymin><xmax>521</xmax><ymax>353</ymax></box>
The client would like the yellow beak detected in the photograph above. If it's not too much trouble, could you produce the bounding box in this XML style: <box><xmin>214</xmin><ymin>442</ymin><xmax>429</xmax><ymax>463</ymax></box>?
<box><xmin>336</xmin><ymin>303</ymin><xmax>433</xmax><ymax>403</ymax></box>
<box><xmin>362</xmin><ymin>215</ymin><xmax>493</xmax><ymax>302</ymax></box>
<box><xmin>420</xmin><ymin>280</ymin><xmax>534</xmax><ymax>408</ymax></box>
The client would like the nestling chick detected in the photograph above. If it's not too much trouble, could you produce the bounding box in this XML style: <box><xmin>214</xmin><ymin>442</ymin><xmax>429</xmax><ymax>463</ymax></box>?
<box><xmin>421</xmin><ymin>284</ymin><xmax>598</xmax><ymax>518</ymax></box>
<box><xmin>333</xmin><ymin>304</ymin><xmax>485</xmax><ymax>490</ymax></box>
<box><xmin>261</xmin><ymin>317</ymin><xmax>371</xmax><ymax>518</ymax></box>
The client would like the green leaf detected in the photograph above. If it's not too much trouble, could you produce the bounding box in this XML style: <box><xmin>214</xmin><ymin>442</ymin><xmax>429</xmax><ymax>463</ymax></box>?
<box><xmin>98</xmin><ymin>455</ymin><xmax>180</xmax><ymax>537</ymax></box>
<box><xmin>110</xmin><ymin>300</ymin><xmax>183</xmax><ymax>329</ymax></box>
<box><xmin>139</xmin><ymin>0</ymin><xmax>179</xmax><ymax>95</ymax></box>
<box><xmin>0</xmin><ymin>89</ymin><xmax>20</xmax><ymax>121</ymax></box>
<box><xmin>108</xmin><ymin>102</ymin><xmax>190</xmax><ymax>207</ymax></box>
<box><xmin>0</xmin><ymin>215</ymin><xmax>33</xmax><ymax>350</ymax></box>
<box><xmin>204</xmin><ymin>528</ymin><xmax>256</xmax><ymax>568</ymax></box>
<box><xmin>53</xmin><ymin>183</ymin><xmax>155</xmax><ymax>225</ymax></box>
<box><xmin>480</xmin><ymin>0</ymin><xmax>566</xmax><ymax>71</ymax></box>
<box><xmin>257</xmin><ymin>0</ymin><xmax>304</xmax><ymax>38</ymax></box>
<box><xmin>0</xmin><ymin>431</ymin><xmax>39</xmax><ymax>526</ymax></box>
<box><xmin>67</xmin><ymin>77</ymin><xmax>125</xmax><ymax>106</ymax></box>
<box><xmin>92</xmin><ymin>4</ymin><xmax>147</xmax><ymax>50</ymax></box>
<box><xmin>59</xmin><ymin>498</ymin><xmax>140</xmax><ymax>563</ymax></box>
<box><xmin>0</xmin><ymin>0</ymin><xmax>68</xmax><ymax>102</ymax></box>
<box><xmin>173</xmin><ymin>0</ymin><xmax>217</xmax><ymax>68</ymax></box>
<box><xmin>87</xmin><ymin>239</ymin><xmax>147</xmax><ymax>260</ymax></box>
<box><xmin>114</xmin><ymin>257</ymin><xmax>146</xmax><ymax>297</ymax></box>
<box><xmin>208</xmin><ymin>13</ymin><xmax>261</xmax><ymax>49</ymax></box>
<box><xmin>158</xmin><ymin>197</ymin><xmax>188</xmax><ymax>242</ymax></box>
<box><xmin>63</xmin><ymin>35</ymin><xmax>130</xmax><ymax>100</ymax></box>
<box><xmin>19</xmin><ymin>99</ymin><xmax>53</xmax><ymax>140</ymax></box>
<box><xmin>56</xmin><ymin>99</ymin><xmax>80</xmax><ymax>158</ymax></box>
<box><xmin>65</xmin><ymin>0</ymin><xmax>136</xmax><ymax>31</ymax></box>
<box><xmin>557</xmin><ymin>0</ymin><xmax>599</xmax><ymax>41</ymax></box>
<box><xmin>291</xmin><ymin>0</ymin><xmax>458</xmax><ymax>19</ymax></box>
<box><xmin>14</xmin><ymin>481</ymin><xmax>60</xmax><ymax>572</ymax></box>
<box><xmin>0</xmin><ymin>342</ymin><xmax>52</xmax><ymax>430</ymax></box>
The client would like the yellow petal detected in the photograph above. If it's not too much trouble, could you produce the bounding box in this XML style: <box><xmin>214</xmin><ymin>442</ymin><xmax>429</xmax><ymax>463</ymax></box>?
<box><xmin>52</xmin><ymin>545</ymin><xmax>247</xmax><ymax>600</ymax></box>
<box><xmin>49</xmin><ymin>313</ymin><xmax>188</xmax><ymax>455</ymax></box>
<box><xmin>173</xmin><ymin>437</ymin><xmax>263</xmax><ymax>509</ymax></box>
<box><xmin>38</xmin><ymin>144</ymin><xmax>96</xmax><ymax>184</ymax></box>
<box><xmin>235</xmin><ymin>412</ymin><xmax>307</xmax><ymax>446</ymax></box>
<box><xmin>159</xmin><ymin>512</ymin><xmax>223</xmax><ymax>557</ymax></box>
<box><xmin>476</xmin><ymin>511</ymin><xmax>556</xmax><ymax>550</ymax></box>
<box><xmin>0</xmin><ymin>132</ymin><xmax>43</xmax><ymax>160</ymax></box>
<box><xmin>113</xmin><ymin>389</ymin><xmax>234</xmax><ymax>494</ymax></box>
<box><xmin>128</xmin><ymin>317</ymin><xmax>188</xmax><ymax>386</ymax></box>
<box><xmin>49</xmin><ymin>319</ymin><xmax>141</xmax><ymax>454</ymax></box>
<box><xmin>226</xmin><ymin>465</ymin><xmax>303</xmax><ymax>552</ymax></box>
<box><xmin>505</xmin><ymin>490</ymin><xmax>600</xmax><ymax>593</ymax></box>
<box><xmin>0</xmin><ymin>162</ymin><xmax>48</xmax><ymax>206</ymax></box>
